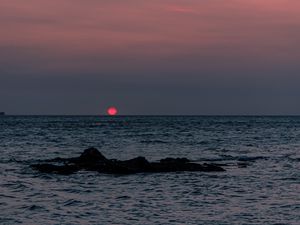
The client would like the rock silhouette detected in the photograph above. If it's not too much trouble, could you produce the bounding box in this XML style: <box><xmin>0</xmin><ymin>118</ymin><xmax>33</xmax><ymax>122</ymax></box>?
<box><xmin>31</xmin><ymin>147</ymin><xmax>225</xmax><ymax>175</ymax></box>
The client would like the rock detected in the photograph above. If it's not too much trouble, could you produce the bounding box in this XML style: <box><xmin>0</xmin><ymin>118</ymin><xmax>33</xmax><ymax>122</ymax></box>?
<box><xmin>31</xmin><ymin>164</ymin><xmax>79</xmax><ymax>175</ymax></box>
<box><xmin>31</xmin><ymin>147</ymin><xmax>225</xmax><ymax>175</ymax></box>
<box><xmin>160</xmin><ymin>157</ymin><xmax>190</xmax><ymax>164</ymax></box>
<box><xmin>79</xmin><ymin>147</ymin><xmax>107</xmax><ymax>162</ymax></box>
<box><xmin>120</xmin><ymin>157</ymin><xmax>152</xmax><ymax>172</ymax></box>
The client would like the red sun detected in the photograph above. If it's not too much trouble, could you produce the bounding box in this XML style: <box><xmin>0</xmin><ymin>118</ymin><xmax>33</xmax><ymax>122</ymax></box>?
<box><xmin>107</xmin><ymin>107</ymin><xmax>118</xmax><ymax>116</ymax></box>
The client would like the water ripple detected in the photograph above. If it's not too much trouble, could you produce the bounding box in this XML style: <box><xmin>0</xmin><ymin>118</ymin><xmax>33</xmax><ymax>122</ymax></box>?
<box><xmin>1</xmin><ymin>116</ymin><xmax>300</xmax><ymax>224</ymax></box>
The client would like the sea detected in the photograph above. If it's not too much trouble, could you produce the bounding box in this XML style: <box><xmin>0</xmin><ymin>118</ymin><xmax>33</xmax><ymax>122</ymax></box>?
<box><xmin>0</xmin><ymin>116</ymin><xmax>299</xmax><ymax>225</ymax></box>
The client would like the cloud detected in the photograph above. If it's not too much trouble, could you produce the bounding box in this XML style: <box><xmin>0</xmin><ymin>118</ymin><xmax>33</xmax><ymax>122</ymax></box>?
<box><xmin>166</xmin><ymin>5</ymin><xmax>196</xmax><ymax>14</ymax></box>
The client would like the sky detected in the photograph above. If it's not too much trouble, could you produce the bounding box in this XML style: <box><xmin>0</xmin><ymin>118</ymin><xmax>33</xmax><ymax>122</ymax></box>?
<box><xmin>1</xmin><ymin>0</ymin><xmax>300</xmax><ymax>115</ymax></box>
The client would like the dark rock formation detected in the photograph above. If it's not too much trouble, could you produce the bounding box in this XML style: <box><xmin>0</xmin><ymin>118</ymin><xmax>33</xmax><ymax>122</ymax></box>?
<box><xmin>78</xmin><ymin>147</ymin><xmax>107</xmax><ymax>162</ymax></box>
<box><xmin>31</xmin><ymin>147</ymin><xmax>225</xmax><ymax>175</ymax></box>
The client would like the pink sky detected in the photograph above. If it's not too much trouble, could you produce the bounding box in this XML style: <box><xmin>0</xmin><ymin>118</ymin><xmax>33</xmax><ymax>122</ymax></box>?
<box><xmin>1</xmin><ymin>0</ymin><xmax>300</xmax><ymax>114</ymax></box>
<box><xmin>1</xmin><ymin>0</ymin><xmax>300</xmax><ymax>74</ymax></box>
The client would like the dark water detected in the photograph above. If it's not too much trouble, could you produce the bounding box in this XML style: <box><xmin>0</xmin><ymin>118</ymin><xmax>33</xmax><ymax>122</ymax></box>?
<box><xmin>0</xmin><ymin>116</ymin><xmax>299</xmax><ymax>224</ymax></box>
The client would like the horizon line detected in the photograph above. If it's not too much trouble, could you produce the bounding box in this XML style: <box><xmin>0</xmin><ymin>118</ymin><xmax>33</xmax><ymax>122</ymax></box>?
<box><xmin>2</xmin><ymin>114</ymin><xmax>300</xmax><ymax>117</ymax></box>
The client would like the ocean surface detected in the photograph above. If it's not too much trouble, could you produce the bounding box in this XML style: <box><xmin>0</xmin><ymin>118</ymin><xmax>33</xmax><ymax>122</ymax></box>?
<box><xmin>0</xmin><ymin>116</ymin><xmax>299</xmax><ymax>224</ymax></box>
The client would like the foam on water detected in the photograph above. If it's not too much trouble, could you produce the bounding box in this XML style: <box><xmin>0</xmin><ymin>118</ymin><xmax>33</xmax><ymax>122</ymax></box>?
<box><xmin>1</xmin><ymin>116</ymin><xmax>299</xmax><ymax>224</ymax></box>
